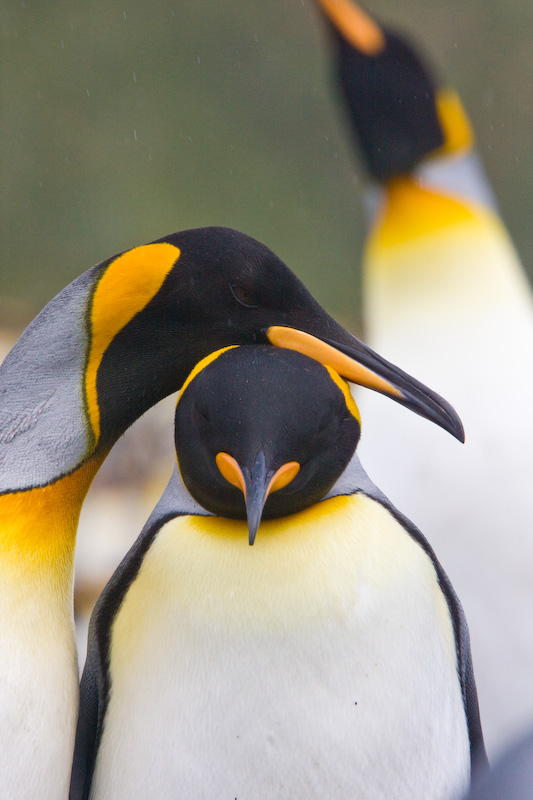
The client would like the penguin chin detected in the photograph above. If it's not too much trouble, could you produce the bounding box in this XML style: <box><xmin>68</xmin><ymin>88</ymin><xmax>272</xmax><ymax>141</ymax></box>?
<box><xmin>184</xmin><ymin>482</ymin><xmax>329</xmax><ymax>524</ymax></box>
<box><xmin>260</xmin><ymin>488</ymin><xmax>329</xmax><ymax>520</ymax></box>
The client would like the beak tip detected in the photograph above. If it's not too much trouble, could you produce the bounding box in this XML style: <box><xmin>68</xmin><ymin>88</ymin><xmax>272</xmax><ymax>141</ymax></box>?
<box><xmin>248</xmin><ymin>529</ymin><xmax>257</xmax><ymax>546</ymax></box>
<box><xmin>447</xmin><ymin>410</ymin><xmax>465</xmax><ymax>443</ymax></box>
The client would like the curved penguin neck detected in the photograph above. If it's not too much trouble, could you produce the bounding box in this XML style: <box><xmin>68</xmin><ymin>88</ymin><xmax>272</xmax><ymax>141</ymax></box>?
<box><xmin>0</xmin><ymin>240</ymin><xmax>180</xmax><ymax>495</ymax></box>
<box><xmin>0</xmin><ymin>453</ymin><xmax>105</xmax><ymax>582</ymax></box>
<box><xmin>0</xmin><ymin>453</ymin><xmax>105</xmax><ymax>799</ymax></box>
<box><xmin>0</xmin><ymin>265</ymin><xmax>107</xmax><ymax>636</ymax></box>
<box><xmin>0</xmin><ymin>241</ymin><xmax>178</xmax><ymax>795</ymax></box>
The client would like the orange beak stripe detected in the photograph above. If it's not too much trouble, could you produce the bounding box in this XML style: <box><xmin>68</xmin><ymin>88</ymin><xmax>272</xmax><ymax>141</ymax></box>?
<box><xmin>216</xmin><ymin>452</ymin><xmax>247</xmax><ymax>497</ymax></box>
<box><xmin>266</xmin><ymin>461</ymin><xmax>300</xmax><ymax>496</ymax></box>
<box><xmin>216</xmin><ymin>453</ymin><xmax>300</xmax><ymax>501</ymax></box>
<box><xmin>317</xmin><ymin>0</ymin><xmax>385</xmax><ymax>56</ymax></box>
<box><xmin>266</xmin><ymin>326</ymin><xmax>403</xmax><ymax>400</ymax></box>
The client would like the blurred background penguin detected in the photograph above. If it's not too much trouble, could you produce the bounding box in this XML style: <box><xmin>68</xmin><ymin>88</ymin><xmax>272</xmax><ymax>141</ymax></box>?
<box><xmin>314</xmin><ymin>0</ymin><xmax>533</xmax><ymax>757</ymax></box>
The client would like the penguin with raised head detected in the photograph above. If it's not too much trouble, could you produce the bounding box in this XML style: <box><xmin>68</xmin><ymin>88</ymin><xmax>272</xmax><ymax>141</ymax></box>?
<box><xmin>0</xmin><ymin>226</ymin><xmax>464</xmax><ymax>798</ymax></box>
<box><xmin>314</xmin><ymin>0</ymin><xmax>533</xmax><ymax>752</ymax></box>
<box><xmin>71</xmin><ymin>344</ymin><xmax>485</xmax><ymax>800</ymax></box>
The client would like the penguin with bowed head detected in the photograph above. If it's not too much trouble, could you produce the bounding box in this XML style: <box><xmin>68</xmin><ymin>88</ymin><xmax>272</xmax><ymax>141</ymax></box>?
<box><xmin>71</xmin><ymin>344</ymin><xmax>486</xmax><ymax>800</ymax></box>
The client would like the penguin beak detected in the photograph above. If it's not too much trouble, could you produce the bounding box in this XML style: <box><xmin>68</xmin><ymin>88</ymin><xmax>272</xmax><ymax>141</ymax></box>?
<box><xmin>316</xmin><ymin>0</ymin><xmax>386</xmax><ymax>55</ymax></box>
<box><xmin>265</xmin><ymin>326</ymin><xmax>465</xmax><ymax>442</ymax></box>
<box><xmin>216</xmin><ymin>451</ymin><xmax>300</xmax><ymax>545</ymax></box>
<box><xmin>243</xmin><ymin>451</ymin><xmax>270</xmax><ymax>547</ymax></box>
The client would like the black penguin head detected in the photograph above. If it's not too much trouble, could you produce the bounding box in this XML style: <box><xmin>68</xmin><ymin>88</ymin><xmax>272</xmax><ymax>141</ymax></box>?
<box><xmin>316</xmin><ymin>0</ymin><xmax>445</xmax><ymax>179</ymax></box>
<box><xmin>94</xmin><ymin>226</ymin><xmax>463</xmax><ymax>447</ymax></box>
<box><xmin>174</xmin><ymin>346</ymin><xmax>361</xmax><ymax>544</ymax></box>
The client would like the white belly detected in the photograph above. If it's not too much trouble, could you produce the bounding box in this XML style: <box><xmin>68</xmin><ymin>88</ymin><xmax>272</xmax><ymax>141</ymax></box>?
<box><xmin>91</xmin><ymin>495</ymin><xmax>470</xmax><ymax>800</ymax></box>
<box><xmin>0</xmin><ymin>569</ymin><xmax>78</xmax><ymax>800</ymax></box>
<box><xmin>360</xmin><ymin>211</ymin><xmax>533</xmax><ymax>753</ymax></box>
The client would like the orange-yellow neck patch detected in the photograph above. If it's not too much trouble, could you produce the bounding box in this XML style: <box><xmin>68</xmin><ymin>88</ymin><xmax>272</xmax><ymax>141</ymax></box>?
<box><xmin>370</xmin><ymin>177</ymin><xmax>476</xmax><ymax>251</ymax></box>
<box><xmin>325</xmin><ymin>366</ymin><xmax>361</xmax><ymax>424</ymax></box>
<box><xmin>0</xmin><ymin>454</ymin><xmax>103</xmax><ymax>577</ymax></box>
<box><xmin>85</xmin><ymin>243</ymin><xmax>180</xmax><ymax>444</ymax></box>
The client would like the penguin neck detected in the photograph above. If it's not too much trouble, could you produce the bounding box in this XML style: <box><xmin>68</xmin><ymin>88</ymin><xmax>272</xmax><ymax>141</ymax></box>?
<box><xmin>364</xmin><ymin>147</ymin><xmax>498</xmax><ymax>243</ymax></box>
<box><xmin>0</xmin><ymin>453</ymin><xmax>104</xmax><ymax>594</ymax></box>
<box><xmin>0</xmin><ymin>454</ymin><xmax>105</xmax><ymax>800</ymax></box>
<box><xmin>0</xmin><ymin>240</ymin><xmax>181</xmax><ymax>494</ymax></box>
<box><xmin>368</xmin><ymin>175</ymin><xmax>478</xmax><ymax>250</ymax></box>
<box><xmin>363</xmin><ymin>164</ymin><xmax>531</xmax><ymax>338</ymax></box>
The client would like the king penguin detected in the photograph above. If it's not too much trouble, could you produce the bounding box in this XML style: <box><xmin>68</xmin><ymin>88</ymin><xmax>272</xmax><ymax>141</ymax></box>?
<box><xmin>314</xmin><ymin>0</ymin><xmax>533</xmax><ymax>752</ymax></box>
<box><xmin>71</xmin><ymin>345</ymin><xmax>485</xmax><ymax>800</ymax></box>
<box><xmin>0</xmin><ymin>226</ymin><xmax>463</xmax><ymax>799</ymax></box>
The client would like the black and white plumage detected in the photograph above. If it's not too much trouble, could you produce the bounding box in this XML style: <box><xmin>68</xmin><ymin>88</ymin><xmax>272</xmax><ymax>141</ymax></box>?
<box><xmin>71</xmin><ymin>346</ymin><xmax>486</xmax><ymax>800</ymax></box>
<box><xmin>0</xmin><ymin>226</ymin><xmax>465</xmax><ymax>798</ymax></box>
<box><xmin>315</xmin><ymin>0</ymin><xmax>533</xmax><ymax>752</ymax></box>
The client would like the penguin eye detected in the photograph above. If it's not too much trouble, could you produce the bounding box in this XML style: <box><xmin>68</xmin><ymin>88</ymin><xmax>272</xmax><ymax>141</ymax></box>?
<box><xmin>193</xmin><ymin>403</ymin><xmax>210</xmax><ymax>424</ymax></box>
<box><xmin>229</xmin><ymin>283</ymin><xmax>259</xmax><ymax>309</ymax></box>
<box><xmin>316</xmin><ymin>410</ymin><xmax>332</xmax><ymax>434</ymax></box>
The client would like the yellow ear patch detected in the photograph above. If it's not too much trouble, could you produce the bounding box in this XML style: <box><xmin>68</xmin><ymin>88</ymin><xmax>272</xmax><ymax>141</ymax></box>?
<box><xmin>434</xmin><ymin>88</ymin><xmax>474</xmax><ymax>156</ymax></box>
<box><xmin>317</xmin><ymin>0</ymin><xmax>385</xmax><ymax>55</ymax></box>
<box><xmin>325</xmin><ymin>366</ymin><xmax>361</xmax><ymax>423</ymax></box>
<box><xmin>177</xmin><ymin>346</ymin><xmax>240</xmax><ymax>406</ymax></box>
<box><xmin>84</xmin><ymin>243</ymin><xmax>180</xmax><ymax>444</ymax></box>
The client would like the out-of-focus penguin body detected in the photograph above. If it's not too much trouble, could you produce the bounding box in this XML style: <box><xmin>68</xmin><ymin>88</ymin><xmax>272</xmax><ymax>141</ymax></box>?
<box><xmin>1</xmin><ymin>226</ymin><xmax>465</xmax><ymax>797</ymax></box>
<box><xmin>71</xmin><ymin>347</ymin><xmax>485</xmax><ymax>800</ymax></box>
<box><xmin>463</xmin><ymin>727</ymin><xmax>533</xmax><ymax>800</ymax></box>
<box><xmin>315</xmin><ymin>0</ymin><xmax>533</xmax><ymax>752</ymax></box>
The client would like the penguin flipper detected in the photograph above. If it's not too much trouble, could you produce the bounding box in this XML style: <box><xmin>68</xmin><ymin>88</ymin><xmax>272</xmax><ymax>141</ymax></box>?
<box><xmin>69</xmin><ymin>644</ymin><xmax>103</xmax><ymax>800</ymax></box>
<box><xmin>436</xmin><ymin>564</ymin><xmax>489</xmax><ymax>780</ymax></box>
<box><xmin>387</xmin><ymin>502</ymin><xmax>489</xmax><ymax>779</ymax></box>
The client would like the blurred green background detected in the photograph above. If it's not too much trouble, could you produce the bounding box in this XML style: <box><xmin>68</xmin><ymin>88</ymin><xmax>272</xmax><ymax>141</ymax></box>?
<box><xmin>2</xmin><ymin>0</ymin><xmax>532</xmax><ymax>330</ymax></box>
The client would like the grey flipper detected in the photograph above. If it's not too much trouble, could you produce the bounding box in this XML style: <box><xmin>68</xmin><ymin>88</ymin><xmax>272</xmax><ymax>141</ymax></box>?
<box><xmin>69</xmin><ymin>467</ymin><xmax>212</xmax><ymax>800</ymax></box>
<box><xmin>327</xmin><ymin>452</ymin><xmax>489</xmax><ymax>780</ymax></box>
<box><xmin>0</xmin><ymin>268</ymin><xmax>97</xmax><ymax>492</ymax></box>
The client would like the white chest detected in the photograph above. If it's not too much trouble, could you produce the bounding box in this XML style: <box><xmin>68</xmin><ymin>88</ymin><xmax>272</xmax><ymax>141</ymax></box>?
<box><xmin>91</xmin><ymin>495</ymin><xmax>470</xmax><ymax>800</ymax></box>
<box><xmin>360</xmin><ymin>211</ymin><xmax>533</xmax><ymax>752</ymax></box>
<box><xmin>0</xmin><ymin>569</ymin><xmax>78</xmax><ymax>800</ymax></box>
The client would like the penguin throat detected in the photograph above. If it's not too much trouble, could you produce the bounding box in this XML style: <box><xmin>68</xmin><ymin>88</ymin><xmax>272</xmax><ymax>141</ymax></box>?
<box><xmin>0</xmin><ymin>454</ymin><xmax>103</xmax><ymax>578</ymax></box>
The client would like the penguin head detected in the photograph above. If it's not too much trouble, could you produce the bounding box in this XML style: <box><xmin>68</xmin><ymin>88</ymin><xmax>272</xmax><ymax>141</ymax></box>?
<box><xmin>95</xmin><ymin>226</ymin><xmax>463</xmax><ymax>446</ymax></box>
<box><xmin>316</xmin><ymin>0</ymin><xmax>472</xmax><ymax>179</ymax></box>
<box><xmin>174</xmin><ymin>346</ymin><xmax>361</xmax><ymax>544</ymax></box>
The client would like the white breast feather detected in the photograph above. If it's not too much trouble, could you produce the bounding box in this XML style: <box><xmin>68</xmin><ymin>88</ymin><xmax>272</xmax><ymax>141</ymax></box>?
<box><xmin>90</xmin><ymin>494</ymin><xmax>470</xmax><ymax>800</ymax></box>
